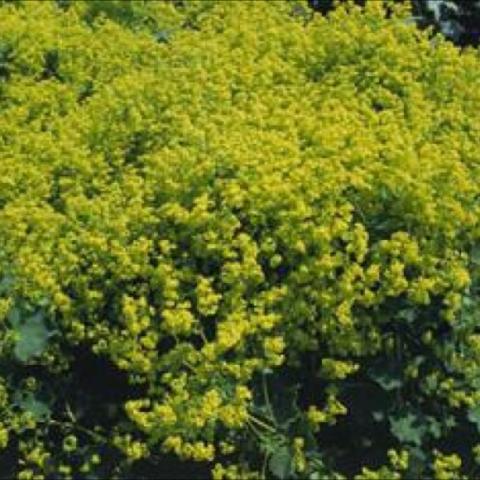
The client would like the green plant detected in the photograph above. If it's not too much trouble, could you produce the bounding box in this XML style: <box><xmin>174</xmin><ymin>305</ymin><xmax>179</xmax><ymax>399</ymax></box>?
<box><xmin>1</xmin><ymin>1</ymin><xmax>480</xmax><ymax>478</ymax></box>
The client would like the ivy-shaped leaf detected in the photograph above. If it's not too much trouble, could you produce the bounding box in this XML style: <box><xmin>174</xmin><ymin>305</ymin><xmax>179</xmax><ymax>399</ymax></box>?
<box><xmin>11</xmin><ymin>311</ymin><xmax>53</xmax><ymax>363</ymax></box>
<box><xmin>154</xmin><ymin>29</ymin><xmax>171</xmax><ymax>43</ymax></box>
<box><xmin>389</xmin><ymin>413</ymin><xmax>426</xmax><ymax>446</ymax></box>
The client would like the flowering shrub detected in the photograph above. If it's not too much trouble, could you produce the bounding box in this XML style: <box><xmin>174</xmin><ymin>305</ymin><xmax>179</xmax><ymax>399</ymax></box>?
<box><xmin>1</xmin><ymin>0</ymin><xmax>480</xmax><ymax>478</ymax></box>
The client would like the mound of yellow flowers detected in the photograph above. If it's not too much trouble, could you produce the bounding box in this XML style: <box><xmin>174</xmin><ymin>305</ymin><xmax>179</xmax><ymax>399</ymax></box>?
<box><xmin>1</xmin><ymin>1</ymin><xmax>480</xmax><ymax>478</ymax></box>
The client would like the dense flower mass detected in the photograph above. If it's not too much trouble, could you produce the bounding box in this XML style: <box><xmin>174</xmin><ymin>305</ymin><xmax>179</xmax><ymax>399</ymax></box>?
<box><xmin>1</xmin><ymin>0</ymin><xmax>480</xmax><ymax>478</ymax></box>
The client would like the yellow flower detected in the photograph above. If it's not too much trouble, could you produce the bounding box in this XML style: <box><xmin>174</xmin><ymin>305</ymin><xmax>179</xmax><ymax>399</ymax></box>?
<box><xmin>433</xmin><ymin>451</ymin><xmax>462</xmax><ymax>480</ymax></box>
<box><xmin>162</xmin><ymin>307</ymin><xmax>195</xmax><ymax>335</ymax></box>
<box><xmin>196</xmin><ymin>276</ymin><xmax>221</xmax><ymax>316</ymax></box>
<box><xmin>153</xmin><ymin>404</ymin><xmax>177</xmax><ymax>426</ymax></box>
<box><xmin>307</xmin><ymin>405</ymin><xmax>328</xmax><ymax>430</ymax></box>
<box><xmin>293</xmin><ymin>437</ymin><xmax>306</xmax><ymax>473</ymax></box>
<box><xmin>321</xmin><ymin>358</ymin><xmax>359</xmax><ymax>380</ymax></box>
<box><xmin>163</xmin><ymin>435</ymin><xmax>183</xmax><ymax>456</ymax></box>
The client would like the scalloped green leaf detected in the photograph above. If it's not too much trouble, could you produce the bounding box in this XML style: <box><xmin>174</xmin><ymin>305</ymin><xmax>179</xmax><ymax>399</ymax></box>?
<box><xmin>13</xmin><ymin>311</ymin><xmax>51</xmax><ymax>363</ymax></box>
<box><xmin>389</xmin><ymin>413</ymin><xmax>426</xmax><ymax>446</ymax></box>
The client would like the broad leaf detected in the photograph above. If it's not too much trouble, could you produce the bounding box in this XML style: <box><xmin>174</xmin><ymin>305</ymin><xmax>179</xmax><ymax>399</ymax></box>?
<box><xmin>389</xmin><ymin>413</ymin><xmax>425</xmax><ymax>446</ymax></box>
<box><xmin>13</xmin><ymin>311</ymin><xmax>52</xmax><ymax>362</ymax></box>
<box><xmin>468</xmin><ymin>405</ymin><xmax>480</xmax><ymax>432</ymax></box>
<box><xmin>269</xmin><ymin>445</ymin><xmax>293</xmax><ymax>480</ymax></box>
<box><xmin>7</xmin><ymin>306</ymin><xmax>21</xmax><ymax>328</ymax></box>
<box><xmin>154</xmin><ymin>30</ymin><xmax>171</xmax><ymax>43</ymax></box>
<box><xmin>471</xmin><ymin>245</ymin><xmax>480</xmax><ymax>265</ymax></box>
<box><xmin>14</xmin><ymin>391</ymin><xmax>51</xmax><ymax>422</ymax></box>
<box><xmin>0</xmin><ymin>274</ymin><xmax>14</xmax><ymax>295</ymax></box>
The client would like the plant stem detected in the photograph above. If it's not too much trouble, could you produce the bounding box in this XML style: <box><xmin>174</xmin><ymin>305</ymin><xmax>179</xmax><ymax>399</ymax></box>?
<box><xmin>248</xmin><ymin>414</ymin><xmax>276</xmax><ymax>433</ymax></box>
<box><xmin>261</xmin><ymin>451</ymin><xmax>270</xmax><ymax>479</ymax></box>
<box><xmin>262</xmin><ymin>373</ymin><xmax>277</xmax><ymax>425</ymax></box>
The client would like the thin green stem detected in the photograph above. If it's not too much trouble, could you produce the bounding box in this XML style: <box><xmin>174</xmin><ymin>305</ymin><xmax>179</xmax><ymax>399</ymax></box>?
<box><xmin>261</xmin><ymin>451</ymin><xmax>270</xmax><ymax>480</ymax></box>
<box><xmin>198</xmin><ymin>328</ymin><xmax>208</xmax><ymax>345</ymax></box>
<box><xmin>50</xmin><ymin>419</ymin><xmax>107</xmax><ymax>443</ymax></box>
<box><xmin>246</xmin><ymin>418</ymin><xmax>264</xmax><ymax>439</ymax></box>
<box><xmin>65</xmin><ymin>402</ymin><xmax>76</xmax><ymax>423</ymax></box>
<box><xmin>248</xmin><ymin>414</ymin><xmax>276</xmax><ymax>434</ymax></box>
<box><xmin>262</xmin><ymin>373</ymin><xmax>277</xmax><ymax>425</ymax></box>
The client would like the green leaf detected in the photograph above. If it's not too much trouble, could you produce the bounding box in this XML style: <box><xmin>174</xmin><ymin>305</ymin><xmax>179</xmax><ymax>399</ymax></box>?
<box><xmin>13</xmin><ymin>311</ymin><xmax>52</xmax><ymax>362</ymax></box>
<box><xmin>445</xmin><ymin>415</ymin><xmax>456</xmax><ymax>429</ymax></box>
<box><xmin>423</xmin><ymin>374</ymin><xmax>438</xmax><ymax>393</ymax></box>
<box><xmin>0</xmin><ymin>274</ymin><xmax>14</xmax><ymax>295</ymax></box>
<box><xmin>471</xmin><ymin>245</ymin><xmax>480</xmax><ymax>265</ymax></box>
<box><xmin>14</xmin><ymin>392</ymin><xmax>51</xmax><ymax>421</ymax></box>
<box><xmin>7</xmin><ymin>306</ymin><xmax>21</xmax><ymax>328</ymax></box>
<box><xmin>389</xmin><ymin>413</ymin><xmax>425</xmax><ymax>446</ymax></box>
<box><xmin>426</xmin><ymin>416</ymin><xmax>442</xmax><ymax>439</ymax></box>
<box><xmin>260</xmin><ymin>433</ymin><xmax>283</xmax><ymax>456</ymax></box>
<box><xmin>269</xmin><ymin>445</ymin><xmax>293</xmax><ymax>480</ymax></box>
<box><xmin>467</xmin><ymin>405</ymin><xmax>480</xmax><ymax>432</ymax></box>
<box><xmin>406</xmin><ymin>446</ymin><xmax>427</xmax><ymax>478</ymax></box>
<box><xmin>154</xmin><ymin>29</ymin><xmax>171</xmax><ymax>43</ymax></box>
<box><xmin>397</xmin><ymin>308</ymin><xmax>416</xmax><ymax>323</ymax></box>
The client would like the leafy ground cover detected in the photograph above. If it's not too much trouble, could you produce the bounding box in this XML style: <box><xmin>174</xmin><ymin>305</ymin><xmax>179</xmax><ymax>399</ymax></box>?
<box><xmin>0</xmin><ymin>1</ymin><xmax>480</xmax><ymax>478</ymax></box>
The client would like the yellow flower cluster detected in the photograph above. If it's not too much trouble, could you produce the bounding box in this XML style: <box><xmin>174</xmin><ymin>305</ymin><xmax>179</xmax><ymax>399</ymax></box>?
<box><xmin>354</xmin><ymin>449</ymin><xmax>409</xmax><ymax>480</ymax></box>
<box><xmin>113</xmin><ymin>433</ymin><xmax>149</xmax><ymax>462</ymax></box>
<box><xmin>196</xmin><ymin>276</ymin><xmax>221</xmax><ymax>316</ymax></box>
<box><xmin>320</xmin><ymin>358</ymin><xmax>359</xmax><ymax>380</ymax></box>
<box><xmin>162</xmin><ymin>436</ymin><xmax>215</xmax><ymax>462</ymax></box>
<box><xmin>292</xmin><ymin>437</ymin><xmax>307</xmax><ymax>473</ymax></box>
<box><xmin>212</xmin><ymin>463</ymin><xmax>261</xmax><ymax>480</ymax></box>
<box><xmin>432</xmin><ymin>451</ymin><xmax>463</xmax><ymax>480</ymax></box>
<box><xmin>307</xmin><ymin>395</ymin><xmax>348</xmax><ymax>431</ymax></box>
<box><xmin>0</xmin><ymin>0</ymin><xmax>479</xmax><ymax>478</ymax></box>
